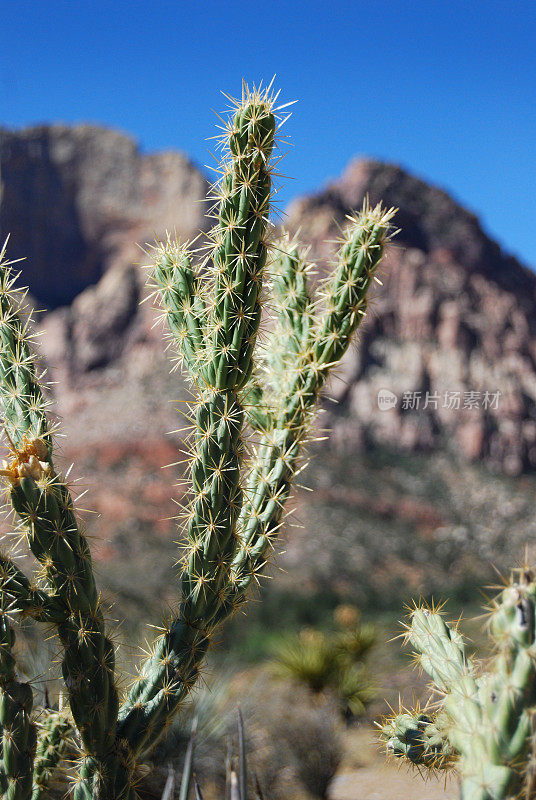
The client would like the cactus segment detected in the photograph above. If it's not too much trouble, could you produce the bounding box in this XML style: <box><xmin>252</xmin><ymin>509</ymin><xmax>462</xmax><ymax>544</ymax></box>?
<box><xmin>408</xmin><ymin>607</ymin><xmax>474</xmax><ymax>693</ymax></box>
<box><xmin>381</xmin><ymin>708</ymin><xmax>454</xmax><ymax>770</ymax></box>
<box><xmin>151</xmin><ymin>246</ymin><xmax>204</xmax><ymax>377</ymax></box>
<box><xmin>382</xmin><ymin>568</ymin><xmax>536</xmax><ymax>800</ymax></box>
<box><xmin>0</xmin><ymin>251</ymin><xmax>120</xmax><ymax>797</ymax></box>
<box><xmin>0</xmin><ymin>553</ymin><xmax>66</xmax><ymax>624</ymax></box>
<box><xmin>31</xmin><ymin>708</ymin><xmax>73</xmax><ymax>800</ymax></box>
<box><xmin>0</xmin><ymin>610</ymin><xmax>36</xmax><ymax>800</ymax></box>
<box><xmin>0</xmin><ymin>243</ymin><xmax>51</xmax><ymax>455</ymax></box>
<box><xmin>259</xmin><ymin>236</ymin><xmax>315</xmax><ymax>409</ymax></box>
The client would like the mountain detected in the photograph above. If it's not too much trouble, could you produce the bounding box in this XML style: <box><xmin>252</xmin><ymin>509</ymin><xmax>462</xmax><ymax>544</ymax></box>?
<box><xmin>0</xmin><ymin>124</ymin><xmax>208</xmax><ymax>306</ymax></box>
<box><xmin>2</xmin><ymin>123</ymin><xmax>536</xmax><ymax>618</ymax></box>
<box><xmin>283</xmin><ymin>159</ymin><xmax>536</xmax><ymax>476</ymax></box>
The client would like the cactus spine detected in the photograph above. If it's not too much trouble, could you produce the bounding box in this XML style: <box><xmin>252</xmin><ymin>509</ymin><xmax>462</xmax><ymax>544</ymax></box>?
<box><xmin>0</xmin><ymin>84</ymin><xmax>394</xmax><ymax>798</ymax></box>
<box><xmin>381</xmin><ymin>566</ymin><xmax>536</xmax><ymax>799</ymax></box>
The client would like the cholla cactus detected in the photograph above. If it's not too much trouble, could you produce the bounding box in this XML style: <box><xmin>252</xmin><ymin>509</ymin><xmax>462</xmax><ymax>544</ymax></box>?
<box><xmin>380</xmin><ymin>566</ymin><xmax>536</xmax><ymax>799</ymax></box>
<box><xmin>0</xmin><ymin>82</ymin><xmax>394</xmax><ymax>799</ymax></box>
<box><xmin>32</xmin><ymin>705</ymin><xmax>73</xmax><ymax>800</ymax></box>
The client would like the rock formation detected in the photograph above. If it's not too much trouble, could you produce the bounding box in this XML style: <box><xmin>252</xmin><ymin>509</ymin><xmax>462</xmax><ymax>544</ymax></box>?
<box><xmin>285</xmin><ymin>159</ymin><xmax>536</xmax><ymax>474</ymax></box>
<box><xmin>0</xmin><ymin>124</ymin><xmax>208</xmax><ymax>306</ymax></box>
<box><xmin>2</xmin><ymin>123</ymin><xmax>536</xmax><ymax>608</ymax></box>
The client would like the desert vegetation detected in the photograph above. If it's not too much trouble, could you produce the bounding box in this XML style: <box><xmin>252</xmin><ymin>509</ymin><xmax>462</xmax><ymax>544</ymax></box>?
<box><xmin>0</xmin><ymin>83</ymin><xmax>393</xmax><ymax>799</ymax></box>
<box><xmin>0</xmin><ymin>80</ymin><xmax>534</xmax><ymax>800</ymax></box>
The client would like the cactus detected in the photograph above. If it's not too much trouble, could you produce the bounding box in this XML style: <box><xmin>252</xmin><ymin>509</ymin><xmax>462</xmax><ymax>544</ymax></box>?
<box><xmin>380</xmin><ymin>566</ymin><xmax>536</xmax><ymax>799</ymax></box>
<box><xmin>32</xmin><ymin>705</ymin><xmax>73</xmax><ymax>800</ymax></box>
<box><xmin>0</xmin><ymin>83</ymin><xmax>394</xmax><ymax>798</ymax></box>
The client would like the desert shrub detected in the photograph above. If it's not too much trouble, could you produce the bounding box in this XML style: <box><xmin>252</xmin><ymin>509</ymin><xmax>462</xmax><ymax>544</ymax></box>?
<box><xmin>274</xmin><ymin>605</ymin><xmax>376</xmax><ymax>719</ymax></box>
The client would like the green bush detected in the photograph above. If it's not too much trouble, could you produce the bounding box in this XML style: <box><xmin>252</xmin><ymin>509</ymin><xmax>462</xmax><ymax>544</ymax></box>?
<box><xmin>274</xmin><ymin>605</ymin><xmax>376</xmax><ymax>719</ymax></box>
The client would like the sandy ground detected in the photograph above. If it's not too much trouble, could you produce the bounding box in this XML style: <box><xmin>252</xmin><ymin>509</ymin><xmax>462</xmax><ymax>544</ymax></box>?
<box><xmin>330</xmin><ymin>726</ymin><xmax>457</xmax><ymax>800</ymax></box>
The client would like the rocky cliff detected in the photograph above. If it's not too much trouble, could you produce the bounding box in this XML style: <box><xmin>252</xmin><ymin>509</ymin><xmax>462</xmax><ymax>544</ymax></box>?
<box><xmin>3</xmin><ymin>125</ymin><xmax>536</xmax><ymax>472</ymax></box>
<box><xmin>0</xmin><ymin>124</ymin><xmax>208</xmax><ymax>306</ymax></box>
<box><xmin>2</xmin><ymin>124</ymin><xmax>536</xmax><ymax>613</ymax></box>
<box><xmin>285</xmin><ymin>159</ymin><xmax>536</xmax><ymax>475</ymax></box>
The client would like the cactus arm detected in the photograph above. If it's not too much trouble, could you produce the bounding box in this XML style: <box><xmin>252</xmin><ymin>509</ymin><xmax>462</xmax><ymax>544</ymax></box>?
<box><xmin>220</xmin><ymin>203</ymin><xmax>395</xmax><ymax>613</ymax></box>
<box><xmin>381</xmin><ymin>709</ymin><xmax>455</xmax><ymax>770</ymax></box>
<box><xmin>394</xmin><ymin>570</ymin><xmax>536</xmax><ymax>800</ymax></box>
<box><xmin>117</xmin><ymin>85</ymin><xmax>277</xmax><ymax>756</ymax></box>
<box><xmin>0</xmin><ymin>244</ymin><xmax>51</xmax><ymax>454</ymax></box>
<box><xmin>257</xmin><ymin>236</ymin><xmax>315</xmax><ymax>409</ymax></box>
<box><xmin>241</xmin><ymin>380</ymin><xmax>272</xmax><ymax>432</ymax></box>
<box><xmin>0</xmin><ymin>553</ymin><xmax>67</xmax><ymax>625</ymax></box>
<box><xmin>311</xmin><ymin>204</ymin><xmax>392</xmax><ymax>368</ymax></box>
<box><xmin>31</xmin><ymin>708</ymin><xmax>73</xmax><ymax>800</ymax></box>
<box><xmin>0</xmin><ymin>606</ymin><xmax>36</xmax><ymax>800</ymax></box>
<box><xmin>150</xmin><ymin>243</ymin><xmax>205</xmax><ymax>378</ymax></box>
<box><xmin>0</xmin><ymin>250</ymin><xmax>121</xmax><ymax>798</ymax></box>
<box><xmin>407</xmin><ymin>607</ymin><xmax>475</xmax><ymax>693</ymax></box>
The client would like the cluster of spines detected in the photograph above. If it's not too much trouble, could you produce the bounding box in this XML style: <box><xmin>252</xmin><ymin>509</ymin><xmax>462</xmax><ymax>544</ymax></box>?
<box><xmin>381</xmin><ymin>567</ymin><xmax>536</xmax><ymax>800</ymax></box>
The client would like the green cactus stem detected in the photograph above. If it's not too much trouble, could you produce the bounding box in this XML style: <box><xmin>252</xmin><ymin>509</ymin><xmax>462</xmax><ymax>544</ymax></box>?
<box><xmin>0</xmin><ymin>250</ymin><xmax>119</xmax><ymax>798</ymax></box>
<box><xmin>0</xmin><ymin>608</ymin><xmax>36</xmax><ymax>800</ymax></box>
<box><xmin>117</xmin><ymin>83</ymin><xmax>277</xmax><ymax>758</ymax></box>
<box><xmin>381</xmin><ymin>567</ymin><xmax>536</xmax><ymax>800</ymax></box>
<box><xmin>31</xmin><ymin>706</ymin><xmax>73</xmax><ymax>800</ymax></box>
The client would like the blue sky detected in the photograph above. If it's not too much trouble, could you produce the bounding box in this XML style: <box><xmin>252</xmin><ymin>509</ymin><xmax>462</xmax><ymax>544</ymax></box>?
<box><xmin>2</xmin><ymin>0</ymin><xmax>536</xmax><ymax>265</ymax></box>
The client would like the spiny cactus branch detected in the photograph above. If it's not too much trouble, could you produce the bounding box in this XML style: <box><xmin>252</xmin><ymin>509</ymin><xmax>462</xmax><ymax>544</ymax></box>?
<box><xmin>0</xmin><ymin>553</ymin><xmax>66</xmax><ymax>624</ymax></box>
<box><xmin>31</xmin><ymin>707</ymin><xmax>73</xmax><ymax>800</ymax></box>
<box><xmin>118</xmin><ymin>82</ymin><xmax>278</xmax><ymax>756</ymax></box>
<box><xmin>0</xmin><ymin>250</ymin><xmax>119</xmax><ymax>798</ymax></box>
<box><xmin>381</xmin><ymin>567</ymin><xmax>536</xmax><ymax>800</ymax></box>
<box><xmin>0</xmin><ymin>604</ymin><xmax>36</xmax><ymax>800</ymax></box>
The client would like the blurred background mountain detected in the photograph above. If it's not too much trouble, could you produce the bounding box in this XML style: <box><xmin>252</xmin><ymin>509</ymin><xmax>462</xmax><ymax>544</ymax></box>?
<box><xmin>1</xmin><ymin>122</ymin><xmax>536</xmax><ymax>642</ymax></box>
